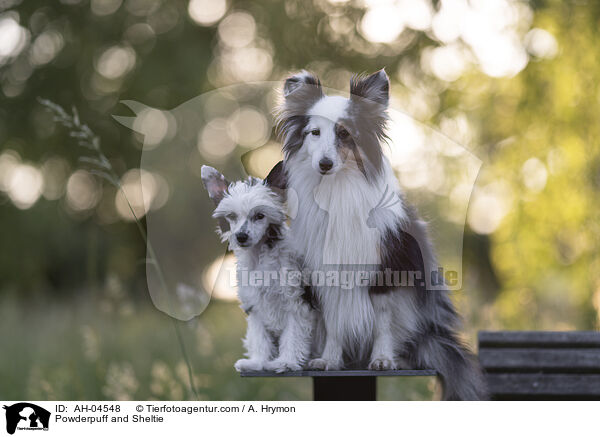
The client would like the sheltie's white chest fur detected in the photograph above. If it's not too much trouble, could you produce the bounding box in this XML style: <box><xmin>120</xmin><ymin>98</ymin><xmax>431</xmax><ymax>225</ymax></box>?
<box><xmin>287</xmin><ymin>151</ymin><xmax>406</xmax><ymax>355</ymax></box>
<box><xmin>287</xmin><ymin>151</ymin><xmax>406</xmax><ymax>267</ymax></box>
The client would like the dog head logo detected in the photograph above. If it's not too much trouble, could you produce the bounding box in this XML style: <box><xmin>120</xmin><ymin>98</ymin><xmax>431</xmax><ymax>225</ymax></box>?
<box><xmin>112</xmin><ymin>77</ymin><xmax>481</xmax><ymax>319</ymax></box>
<box><xmin>3</xmin><ymin>403</ymin><xmax>50</xmax><ymax>434</ymax></box>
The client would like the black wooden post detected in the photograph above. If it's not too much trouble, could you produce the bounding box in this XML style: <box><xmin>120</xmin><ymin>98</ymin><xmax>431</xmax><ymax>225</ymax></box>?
<box><xmin>313</xmin><ymin>376</ymin><xmax>376</xmax><ymax>401</ymax></box>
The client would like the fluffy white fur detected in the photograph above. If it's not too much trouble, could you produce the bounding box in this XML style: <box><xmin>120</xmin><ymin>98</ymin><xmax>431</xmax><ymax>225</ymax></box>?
<box><xmin>201</xmin><ymin>166</ymin><xmax>314</xmax><ymax>373</ymax></box>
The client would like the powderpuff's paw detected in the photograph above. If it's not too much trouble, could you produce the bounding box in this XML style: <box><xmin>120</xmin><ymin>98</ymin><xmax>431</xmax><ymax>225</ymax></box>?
<box><xmin>234</xmin><ymin>359</ymin><xmax>265</xmax><ymax>372</ymax></box>
<box><xmin>264</xmin><ymin>359</ymin><xmax>302</xmax><ymax>373</ymax></box>
<box><xmin>307</xmin><ymin>358</ymin><xmax>342</xmax><ymax>371</ymax></box>
<box><xmin>368</xmin><ymin>357</ymin><xmax>397</xmax><ymax>370</ymax></box>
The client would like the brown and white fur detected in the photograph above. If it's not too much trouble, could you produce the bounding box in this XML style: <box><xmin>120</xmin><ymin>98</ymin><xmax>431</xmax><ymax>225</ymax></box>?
<box><xmin>201</xmin><ymin>166</ymin><xmax>314</xmax><ymax>373</ymax></box>
<box><xmin>269</xmin><ymin>70</ymin><xmax>487</xmax><ymax>399</ymax></box>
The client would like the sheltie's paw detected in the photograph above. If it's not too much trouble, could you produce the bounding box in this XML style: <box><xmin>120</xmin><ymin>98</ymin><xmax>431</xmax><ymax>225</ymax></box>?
<box><xmin>368</xmin><ymin>357</ymin><xmax>397</xmax><ymax>370</ymax></box>
<box><xmin>264</xmin><ymin>359</ymin><xmax>302</xmax><ymax>373</ymax></box>
<box><xmin>307</xmin><ymin>358</ymin><xmax>341</xmax><ymax>371</ymax></box>
<box><xmin>395</xmin><ymin>356</ymin><xmax>412</xmax><ymax>370</ymax></box>
<box><xmin>234</xmin><ymin>359</ymin><xmax>265</xmax><ymax>372</ymax></box>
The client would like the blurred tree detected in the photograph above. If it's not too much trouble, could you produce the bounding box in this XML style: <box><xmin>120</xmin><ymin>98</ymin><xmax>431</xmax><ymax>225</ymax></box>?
<box><xmin>0</xmin><ymin>0</ymin><xmax>598</xmax><ymax>333</ymax></box>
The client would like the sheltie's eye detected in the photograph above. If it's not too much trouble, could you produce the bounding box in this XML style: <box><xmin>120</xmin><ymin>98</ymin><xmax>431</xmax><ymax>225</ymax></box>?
<box><xmin>310</xmin><ymin>129</ymin><xmax>320</xmax><ymax>136</ymax></box>
<box><xmin>338</xmin><ymin>127</ymin><xmax>350</xmax><ymax>140</ymax></box>
<box><xmin>253</xmin><ymin>212</ymin><xmax>265</xmax><ymax>221</ymax></box>
<box><xmin>226</xmin><ymin>213</ymin><xmax>237</xmax><ymax>221</ymax></box>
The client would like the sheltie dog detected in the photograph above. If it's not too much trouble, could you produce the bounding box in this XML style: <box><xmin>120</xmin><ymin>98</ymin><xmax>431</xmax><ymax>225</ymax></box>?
<box><xmin>267</xmin><ymin>69</ymin><xmax>487</xmax><ymax>400</ymax></box>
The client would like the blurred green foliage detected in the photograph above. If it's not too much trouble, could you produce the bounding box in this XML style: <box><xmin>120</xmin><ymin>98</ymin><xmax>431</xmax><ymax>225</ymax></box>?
<box><xmin>0</xmin><ymin>296</ymin><xmax>434</xmax><ymax>400</ymax></box>
<box><xmin>0</xmin><ymin>0</ymin><xmax>599</xmax><ymax>400</ymax></box>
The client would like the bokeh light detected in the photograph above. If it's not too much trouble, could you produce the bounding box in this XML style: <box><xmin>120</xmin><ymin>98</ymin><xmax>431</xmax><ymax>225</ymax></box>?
<box><xmin>114</xmin><ymin>169</ymin><xmax>169</xmax><ymax>221</ymax></box>
<box><xmin>188</xmin><ymin>0</ymin><xmax>227</xmax><ymax>26</ymax></box>
<box><xmin>90</xmin><ymin>0</ymin><xmax>123</xmax><ymax>16</ymax></box>
<box><xmin>95</xmin><ymin>45</ymin><xmax>136</xmax><ymax>80</ymax></box>
<box><xmin>431</xmin><ymin>0</ymin><xmax>531</xmax><ymax>78</ymax></box>
<box><xmin>7</xmin><ymin>163</ymin><xmax>44</xmax><ymax>210</ymax></box>
<box><xmin>525</xmin><ymin>28</ymin><xmax>558</xmax><ymax>59</ymax></box>
<box><xmin>467</xmin><ymin>182</ymin><xmax>513</xmax><ymax>235</ymax></box>
<box><xmin>218</xmin><ymin>11</ymin><xmax>256</xmax><ymax>48</ymax></box>
<box><xmin>132</xmin><ymin>108</ymin><xmax>175</xmax><ymax>149</ymax></box>
<box><xmin>217</xmin><ymin>46</ymin><xmax>273</xmax><ymax>83</ymax></box>
<box><xmin>197</xmin><ymin>117</ymin><xmax>236</xmax><ymax>161</ymax></box>
<box><xmin>66</xmin><ymin>169</ymin><xmax>102</xmax><ymax>211</ymax></box>
<box><xmin>402</xmin><ymin>0</ymin><xmax>433</xmax><ymax>31</ymax></box>
<box><xmin>243</xmin><ymin>142</ymin><xmax>282</xmax><ymax>178</ymax></box>
<box><xmin>421</xmin><ymin>44</ymin><xmax>470</xmax><ymax>82</ymax></box>
<box><xmin>360</xmin><ymin>4</ymin><xmax>404</xmax><ymax>43</ymax></box>
<box><xmin>0</xmin><ymin>14</ymin><xmax>29</xmax><ymax>64</ymax></box>
<box><xmin>0</xmin><ymin>149</ymin><xmax>20</xmax><ymax>192</ymax></box>
<box><xmin>202</xmin><ymin>254</ymin><xmax>237</xmax><ymax>301</ymax></box>
<box><xmin>227</xmin><ymin>106</ymin><xmax>269</xmax><ymax>148</ymax></box>
<box><xmin>29</xmin><ymin>30</ymin><xmax>64</xmax><ymax>66</ymax></box>
<box><xmin>521</xmin><ymin>157</ymin><xmax>548</xmax><ymax>193</ymax></box>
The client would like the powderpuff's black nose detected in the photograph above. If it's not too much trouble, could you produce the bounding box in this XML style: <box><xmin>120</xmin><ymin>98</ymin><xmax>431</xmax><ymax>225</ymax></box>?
<box><xmin>319</xmin><ymin>158</ymin><xmax>333</xmax><ymax>172</ymax></box>
<box><xmin>236</xmin><ymin>232</ymin><xmax>249</xmax><ymax>244</ymax></box>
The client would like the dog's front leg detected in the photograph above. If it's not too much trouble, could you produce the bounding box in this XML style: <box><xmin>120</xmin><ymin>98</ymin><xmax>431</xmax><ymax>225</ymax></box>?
<box><xmin>265</xmin><ymin>311</ymin><xmax>312</xmax><ymax>373</ymax></box>
<box><xmin>368</xmin><ymin>292</ymin><xmax>397</xmax><ymax>370</ymax></box>
<box><xmin>307</xmin><ymin>292</ymin><xmax>344</xmax><ymax>370</ymax></box>
<box><xmin>234</xmin><ymin>312</ymin><xmax>273</xmax><ymax>372</ymax></box>
<box><xmin>308</xmin><ymin>335</ymin><xmax>343</xmax><ymax>370</ymax></box>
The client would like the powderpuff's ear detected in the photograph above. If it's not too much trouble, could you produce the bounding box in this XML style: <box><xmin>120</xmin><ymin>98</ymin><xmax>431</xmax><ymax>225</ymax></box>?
<box><xmin>201</xmin><ymin>165</ymin><xmax>229</xmax><ymax>206</ymax></box>
<box><xmin>264</xmin><ymin>160</ymin><xmax>287</xmax><ymax>190</ymax></box>
<box><xmin>264</xmin><ymin>161</ymin><xmax>298</xmax><ymax>219</ymax></box>
<box><xmin>283</xmin><ymin>70</ymin><xmax>323</xmax><ymax>99</ymax></box>
<box><xmin>350</xmin><ymin>69</ymin><xmax>390</xmax><ymax>107</ymax></box>
<box><xmin>264</xmin><ymin>161</ymin><xmax>287</xmax><ymax>204</ymax></box>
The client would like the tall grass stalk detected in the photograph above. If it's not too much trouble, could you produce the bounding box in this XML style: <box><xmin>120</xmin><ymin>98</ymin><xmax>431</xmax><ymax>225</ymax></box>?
<box><xmin>38</xmin><ymin>98</ymin><xmax>199</xmax><ymax>399</ymax></box>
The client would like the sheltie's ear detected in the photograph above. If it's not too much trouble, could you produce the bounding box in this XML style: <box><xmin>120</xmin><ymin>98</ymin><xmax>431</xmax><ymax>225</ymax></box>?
<box><xmin>350</xmin><ymin>69</ymin><xmax>390</xmax><ymax>108</ymax></box>
<box><xmin>277</xmin><ymin>72</ymin><xmax>324</xmax><ymax>158</ymax></box>
<box><xmin>201</xmin><ymin>165</ymin><xmax>229</xmax><ymax>206</ymax></box>
<box><xmin>283</xmin><ymin>70</ymin><xmax>323</xmax><ymax>99</ymax></box>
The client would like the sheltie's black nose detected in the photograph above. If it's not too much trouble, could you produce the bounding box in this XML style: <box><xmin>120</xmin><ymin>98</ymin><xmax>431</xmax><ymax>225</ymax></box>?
<box><xmin>236</xmin><ymin>232</ymin><xmax>249</xmax><ymax>244</ymax></box>
<box><xmin>319</xmin><ymin>158</ymin><xmax>333</xmax><ymax>172</ymax></box>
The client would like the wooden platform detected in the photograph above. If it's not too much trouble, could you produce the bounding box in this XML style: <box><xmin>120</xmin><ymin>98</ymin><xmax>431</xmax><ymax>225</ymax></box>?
<box><xmin>241</xmin><ymin>369</ymin><xmax>437</xmax><ymax>400</ymax></box>
<box><xmin>241</xmin><ymin>369</ymin><xmax>436</xmax><ymax>377</ymax></box>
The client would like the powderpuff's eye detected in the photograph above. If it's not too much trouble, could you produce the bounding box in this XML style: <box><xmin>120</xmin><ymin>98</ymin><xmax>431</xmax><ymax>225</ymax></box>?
<box><xmin>311</xmin><ymin>129</ymin><xmax>320</xmax><ymax>136</ymax></box>
<box><xmin>226</xmin><ymin>213</ymin><xmax>237</xmax><ymax>221</ymax></box>
<box><xmin>338</xmin><ymin>128</ymin><xmax>350</xmax><ymax>140</ymax></box>
<box><xmin>254</xmin><ymin>212</ymin><xmax>265</xmax><ymax>220</ymax></box>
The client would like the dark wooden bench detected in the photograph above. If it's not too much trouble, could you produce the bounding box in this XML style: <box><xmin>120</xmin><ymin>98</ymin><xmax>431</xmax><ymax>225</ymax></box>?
<box><xmin>478</xmin><ymin>331</ymin><xmax>600</xmax><ymax>400</ymax></box>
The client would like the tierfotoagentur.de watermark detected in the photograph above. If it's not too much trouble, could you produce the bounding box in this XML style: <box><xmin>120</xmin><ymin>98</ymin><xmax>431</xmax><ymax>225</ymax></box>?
<box><xmin>233</xmin><ymin>266</ymin><xmax>459</xmax><ymax>290</ymax></box>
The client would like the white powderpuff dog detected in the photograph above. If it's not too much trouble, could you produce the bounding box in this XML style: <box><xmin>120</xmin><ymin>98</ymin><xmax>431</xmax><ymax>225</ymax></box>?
<box><xmin>201</xmin><ymin>166</ymin><xmax>314</xmax><ymax>373</ymax></box>
<box><xmin>268</xmin><ymin>69</ymin><xmax>488</xmax><ymax>400</ymax></box>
